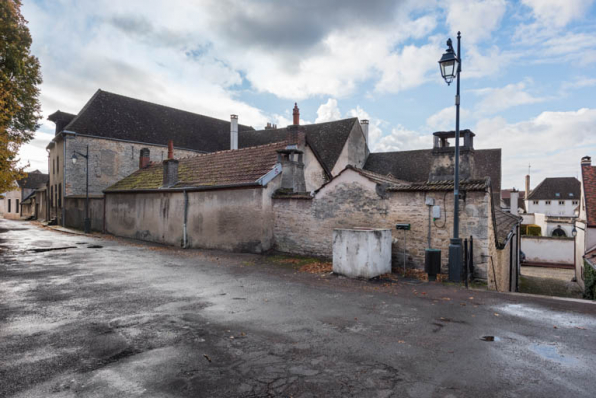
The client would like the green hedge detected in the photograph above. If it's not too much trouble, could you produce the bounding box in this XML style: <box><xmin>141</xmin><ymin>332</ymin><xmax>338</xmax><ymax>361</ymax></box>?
<box><xmin>584</xmin><ymin>261</ymin><xmax>596</xmax><ymax>300</ymax></box>
<box><xmin>521</xmin><ymin>224</ymin><xmax>541</xmax><ymax>236</ymax></box>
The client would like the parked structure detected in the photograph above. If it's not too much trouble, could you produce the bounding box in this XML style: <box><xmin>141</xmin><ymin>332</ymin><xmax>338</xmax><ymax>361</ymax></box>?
<box><xmin>574</xmin><ymin>156</ymin><xmax>596</xmax><ymax>293</ymax></box>
<box><xmin>46</xmin><ymin>89</ymin><xmax>254</xmax><ymax>231</ymax></box>
<box><xmin>104</xmin><ymin>111</ymin><xmax>520</xmax><ymax>291</ymax></box>
<box><xmin>2</xmin><ymin>171</ymin><xmax>49</xmax><ymax>220</ymax></box>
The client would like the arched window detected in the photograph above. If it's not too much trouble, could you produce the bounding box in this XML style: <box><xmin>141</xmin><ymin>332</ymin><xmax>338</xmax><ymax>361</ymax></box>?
<box><xmin>552</xmin><ymin>226</ymin><xmax>566</xmax><ymax>237</ymax></box>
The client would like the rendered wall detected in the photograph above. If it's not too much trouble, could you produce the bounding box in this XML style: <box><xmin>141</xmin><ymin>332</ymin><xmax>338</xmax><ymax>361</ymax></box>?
<box><xmin>3</xmin><ymin>189</ymin><xmax>21</xmax><ymax>220</ymax></box>
<box><xmin>64</xmin><ymin>197</ymin><xmax>104</xmax><ymax>232</ymax></box>
<box><xmin>521</xmin><ymin>236</ymin><xmax>574</xmax><ymax>264</ymax></box>
<box><xmin>332</xmin><ymin>228</ymin><xmax>392</xmax><ymax>278</ymax></box>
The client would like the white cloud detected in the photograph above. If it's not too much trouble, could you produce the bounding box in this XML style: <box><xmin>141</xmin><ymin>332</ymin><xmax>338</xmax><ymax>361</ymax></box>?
<box><xmin>443</xmin><ymin>0</ymin><xmax>507</xmax><ymax>44</ymax></box>
<box><xmin>470</xmin><ymin>80</ymin><xmax>548</xmax><ymax>115</ymax></box>
<box><xmin>475</xmin><ymin>108</ymin><xmax>596</xmax><ymax>187</ymax></box>
<box><xmin>562</xmin><ymin>77</ymin><xmax>596</xmax><ymax>90</ymax></box>
<box><xmin>425</xmin><ymin>106</ymin><xmax>472</xmax><ymax>131</ymax></box>
<box><xmin>315</xmin><ymin>99</ymin><xmax>342</xmax><ymax>123</ymax></box>
<box><xmin>373</xmin><ymin>125</ymin><xmax>433</xmax><ymax>152</ymax></box>
<box><xmin>521</xmin><ymin>0</ymin><xmax>595</xmax><ymax>27</ymax></box>
<box><xmin>347</xmin><ymin>106</ymin><xmax>384</xmax><ymax>146</ymax></box>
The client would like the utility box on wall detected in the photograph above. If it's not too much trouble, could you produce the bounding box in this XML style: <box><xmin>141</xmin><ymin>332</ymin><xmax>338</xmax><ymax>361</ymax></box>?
<box><xmin>332</xmin><ymin>228</ymin><xmax>392</xmax><ymax>279</ymax></box>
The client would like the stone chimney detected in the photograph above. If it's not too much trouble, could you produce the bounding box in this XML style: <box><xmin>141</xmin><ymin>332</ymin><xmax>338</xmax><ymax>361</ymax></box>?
<box><xmin>525</xmin><ymin>174</ymin><xmax>531</xmax><ymax>198</ymax></box>
<box><xmin>429</xmin><ymin>129</ymin><xmax>475</xmax><ymax>181</ymax></box>
<box><xmin>293</xmin><ymin>103</ymin><xmax>300</xmax><ymax>125</ymax></box>
<box><xmin>264</xmin><ymin>122</ymin><xmax>277</xmax><ymax>130</ymax></box>
<box><xmin>510</xmin><ymin>189</ymin><xmax>519</xmax><ymax>215</ymax></box>
<box><xmin>277</xmin><ymin>148</ymin><xmax>306</xmax><ymax>192</ymax></box>
<box><xmin>230</xmin><ymin>115</ymin><xmax>238</xmax><ymax>150</ymax></box>
<box><xmin>139</xmin><ymin>148</ymin><xmax>151</xmax><ymax>169</ymax></box>
<box><xmin>360</xmin><ymin>120</ymin><xmax>369</xmax><ymax>143</ymax></box>
<box><xmin>162</xmin><ymin>140</ymin><xmax>179</xmax><ymax>188</ymax></box>
<box><xmin>582</xmin><ymin>156</ymin><xmax>592</xmax><ymax>166</ymax></box>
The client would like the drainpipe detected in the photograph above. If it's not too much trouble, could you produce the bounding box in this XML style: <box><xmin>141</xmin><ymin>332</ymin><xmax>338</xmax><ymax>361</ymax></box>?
<box><xmin>62</xmin><ymin>137</ymin><xmax>66</xmax><ymax>227</ymax></box>
<box><xmin>183</xmin><ymin>190</ymin><xmax>189</xmax><ymax>248</ymax></box>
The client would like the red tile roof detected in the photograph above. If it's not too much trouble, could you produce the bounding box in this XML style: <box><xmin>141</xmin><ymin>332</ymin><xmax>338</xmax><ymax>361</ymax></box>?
<box><xmin>582</xmin><ymin>164</ymin><xmax>596</xmax><ymax>227</ymax></box>
<box><xmin>105</xmin><ymin>141</ymin><xmax>288</xmax><ymax>192</ymax></box>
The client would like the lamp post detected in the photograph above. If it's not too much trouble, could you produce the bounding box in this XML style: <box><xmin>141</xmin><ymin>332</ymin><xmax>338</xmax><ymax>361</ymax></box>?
<box><xmin>71</xmin><ymin>145</ymin><xmax>90</xmax><ymax>234</ymax></box>
<box><xmin>439</xmin><ymin>31</ymin><xmax>463</xmax><ymax>282</ymax></box>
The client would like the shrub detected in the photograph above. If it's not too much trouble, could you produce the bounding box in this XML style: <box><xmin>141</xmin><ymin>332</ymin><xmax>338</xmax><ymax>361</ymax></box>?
<box><xmin>584</xmin><ymin>261</ymin><xmax>596</xmax><ymax>300</ymax></box>
<box><xmin>527</xmin><ymin>225</ymin><xmax>541</xmax><ymax>236</ymax></box>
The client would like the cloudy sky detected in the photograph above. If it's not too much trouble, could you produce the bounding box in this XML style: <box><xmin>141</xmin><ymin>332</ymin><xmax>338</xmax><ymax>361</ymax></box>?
<box><xmin>19</xmin><ymin>0</ymin><xmax>596</xmax><ymax>189</ymax></box>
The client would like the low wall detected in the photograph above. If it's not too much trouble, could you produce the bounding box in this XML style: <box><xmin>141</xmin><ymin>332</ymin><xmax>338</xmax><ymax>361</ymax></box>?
<box><xmin>521</xmin><ymin>236</ymin><xmax>574</xmax><ymax>264</ymax></box>
<box><xmin>105</xmin><ymin>185</ymin><xmax>278</xmax><ymax>253</ymax></box>
<box><xmin>64</xmin><ymin>197</ymin><xmax>104</xmax><ymax>232</ymax></box>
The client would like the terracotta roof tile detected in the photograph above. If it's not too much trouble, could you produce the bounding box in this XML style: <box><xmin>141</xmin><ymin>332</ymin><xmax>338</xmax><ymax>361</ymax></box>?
<box><xmin>105</xmin><ymin>141</ymin><xmax>287</xmax><ymax>192</ymax></box>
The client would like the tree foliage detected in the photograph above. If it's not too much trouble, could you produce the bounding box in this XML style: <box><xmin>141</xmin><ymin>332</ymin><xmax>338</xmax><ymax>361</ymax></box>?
<box><xmin>0</xmin><ymin>0</ymin><xmax>42</xmax><ymax>192</ymax></box>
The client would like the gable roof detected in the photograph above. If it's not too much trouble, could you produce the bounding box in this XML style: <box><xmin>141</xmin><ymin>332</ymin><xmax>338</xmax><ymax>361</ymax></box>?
<box><xmin>105</xmin><ymin>142</ymin><xmax>287</xmax><ymax>192</ymax></box>
<box><xmin>581</xmin><ymin>164</ymin><xmax>596</xmax><ymax>227</ymax></box>
<box><xmin>239</xmin><ymin>118</ymin><xmax>358</xmax><ymax>173</ymax></box>
<box><xmin>364</xmin><ymin>148</ymin><xmax>501</xmax><ymax>194</ymax></box>
<box><xmin>56</xmin><ymin>89</ymin><xmax>254</xmax><ymax>152</ymax></box>
<box><xmin>527</xmin><ymin>177</ymin><xmax>580</xmax><ymax>200</ymax></box>
<box><xmin>17</xmin><ymin>170</ymin><xmax>48</xmax><ymax>189</ymax></box>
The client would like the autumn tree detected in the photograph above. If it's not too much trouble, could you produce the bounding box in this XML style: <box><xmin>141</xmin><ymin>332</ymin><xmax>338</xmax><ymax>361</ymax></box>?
<box><xmin>0</xmin><ymin>0</ymin><xmax>42</xmax><ymax>192</ymax></box>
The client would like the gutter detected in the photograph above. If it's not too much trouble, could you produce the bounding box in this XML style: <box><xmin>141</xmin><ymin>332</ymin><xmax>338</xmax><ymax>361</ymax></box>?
<box><xmin>103</xmin><ymin>182</ymin><xmax>263</xmax><ymax>195</ymax></box>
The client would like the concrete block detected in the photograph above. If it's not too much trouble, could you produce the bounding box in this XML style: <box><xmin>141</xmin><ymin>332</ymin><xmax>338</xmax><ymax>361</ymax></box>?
<box><xmin>333</xmin><ymin>228</ymin><xmax>391</xmax><ymax>278</ymax></box>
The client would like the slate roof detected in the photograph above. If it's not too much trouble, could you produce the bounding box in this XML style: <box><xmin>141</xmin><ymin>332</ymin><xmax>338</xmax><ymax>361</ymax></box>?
<box><xmin>527</xmin><ymin>177</ymin><xmax>581</xmax><ymax>200</ymax></box>
<box><xmin>17</xmin><ymin>170</ymin><xmax>48</xmax><ymax>189</ymax></box>
<box><xmin>494</xmin><ymin>209</ymin><xmax>520</xmax><ymax>247</ymax></box>
<box><xmin>386</xmin><ymin>178</ymin><xmax>490</xmax><ymax>192</ymax></box>
<box><xmin>105</xmin><ymin>142</ymin><xmax>287</xmax><ymax>192</ymax></box>
<box><xmin>239</xmin><ymin>118</ymin><xmax>358</xmax><ymax>173</ymax></box>
<box><xmin>56</xmin><ymin>89</ymin><xmax>254</xmax><ymax>152</ymax></box>
<box><xmin>364</xmin><ymin>148</ymin><xmax>501</xmax><ymax>195</ymax></box>
<box><xmin>581</xmin><ymin>163</ymin><xmax>596</xmax><ymax>227</ymax></box>
<box><xmin>501</xmin><ymin>189</ymin><xmax>525</xmax><ymax>200</ymax></box>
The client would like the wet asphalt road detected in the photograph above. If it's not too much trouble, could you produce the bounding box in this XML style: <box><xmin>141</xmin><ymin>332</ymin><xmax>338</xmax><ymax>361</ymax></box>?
<box><xmin>1</xmin><ymin>218</ymin><xmax>595</xmax><ymax>398</ymax></box>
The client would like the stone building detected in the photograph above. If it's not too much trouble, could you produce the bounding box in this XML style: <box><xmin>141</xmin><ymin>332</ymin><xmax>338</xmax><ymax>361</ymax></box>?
<box><xmin>104</xmin><ymin>112</ymin><xmax>520</xmax><ymax>291</ymax></box>
<box><xmin>46</xmin><ymin>89</ymin><xmax>254</xmax><ymax>231</ymax></box>
<box><xmin>574</xmin><ymin>156</ymin><xmax>596</xmax><ymax>292</ymax></box>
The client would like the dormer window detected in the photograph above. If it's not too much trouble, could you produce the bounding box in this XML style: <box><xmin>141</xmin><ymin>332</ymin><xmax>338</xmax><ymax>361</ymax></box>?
<box><xmin>569</xmin><ymin>193</ymin><xmax>574</xmax><ymax>197</ymax></box>
<box><xmin>555</xmin><ymin>193</ymin><xmax>560</xmax><ymax>197</ymax></box>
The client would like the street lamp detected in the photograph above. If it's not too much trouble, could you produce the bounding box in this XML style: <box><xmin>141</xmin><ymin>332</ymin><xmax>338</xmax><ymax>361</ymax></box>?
<box><xmin>439</xmin><ymin>31</ymin><xmax>463</xmax><ymax>282</ymax></box>
<box><xmin>71</xmin><ymin>145</ymin><xmax>90</xmax><ymax>234</ymax></box>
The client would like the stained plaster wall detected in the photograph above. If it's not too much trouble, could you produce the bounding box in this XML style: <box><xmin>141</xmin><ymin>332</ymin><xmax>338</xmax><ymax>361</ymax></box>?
<box><xmin>303</xmin><ymin>145</ymin><xmax>328</xmax><ymax>192</ymax></box>
<box><xmin>105</xmin><ymin>177</ymin><xmax>281</xmax><ymax>253</ymax></box>
<box><xmin>3</xmin><ymin>189</ymin><xmax>21</xmax><ymax>219</ymax></box>
<box><xmin>330</xmin><ymin>123</ymin><xmax>368</xmax><ymax>176</ymax></box>
<box><xmin>272</xmin><ymin>169</ymin><xmax>492</xmax><ymax>280</ymax></box>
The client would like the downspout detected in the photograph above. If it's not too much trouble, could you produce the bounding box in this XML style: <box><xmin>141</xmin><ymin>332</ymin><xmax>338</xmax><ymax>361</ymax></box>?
<box><xmin>509</xmin><ymin>229</ymin><xmax>514</xmax><ymax>292</ymax></box>
<box><xmin>183</xmin><ymin>190</ymin><xmax>189</xmax><ymax>248</ymax></box>
<box><xmin>62</xmin><ymin>136</ymin><xmax>67</xmax><ymax>227</ymax></box>
<box><xmin>103</xmin><ymin>194</ymin><xmax>106</xmax><ymax>233</ymax></box>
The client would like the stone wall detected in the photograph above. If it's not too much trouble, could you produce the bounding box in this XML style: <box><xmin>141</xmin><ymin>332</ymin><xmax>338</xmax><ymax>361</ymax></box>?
<box><xmin>272</xmin><ymin>169</ymin><xmax>492</xmax><ymax>279</ymax></box>
<box><xmin>64</xmin><ymin>197</ymin><xmax>104</xmax><ymax>232</ymax></box>
<box><xmin>63</xmin><ymin>135</ymin><xmax>200</xmax><ymax>197</ymax></box>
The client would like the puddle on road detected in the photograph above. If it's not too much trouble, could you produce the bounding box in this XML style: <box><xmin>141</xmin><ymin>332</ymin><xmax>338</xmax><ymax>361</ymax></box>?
<box><xmin>87</xmin><ymin>245</ymin><xmax>103</xmax><ymax>249</ymax></box>
<box><xmin>529</xmin><ymin>344</ymin><xmax>578</xmax><ymax>365</ymax></box>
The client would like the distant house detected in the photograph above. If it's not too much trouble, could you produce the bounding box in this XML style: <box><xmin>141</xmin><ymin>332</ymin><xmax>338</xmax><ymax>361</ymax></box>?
<box><xmin>2</xmin><ymin>171</ymin><xmax>49</xmax><ymax>220</ymax></box>
<box><xmin>525</xmin><ymin>177</ymin><xmax>580</xmax><ymax>217</ymax></box>
<box><xmin>104</xmin><ymin>111</ymin><xmax>520</xmax><ymax>292</ymax></box>
<box><xmin>46</xmin><ymin>89</ymin><xmax>254</xmax><ymax>231</ymax></box>
<box><xmin>575</xmin><ymin>156</ymin><xmax>596</xmax><ymax>292</ymax></box>
<box><xmin>501</xmin><ymin>189</ymin><xmax>525</xmax><ymax>213</ymax></box>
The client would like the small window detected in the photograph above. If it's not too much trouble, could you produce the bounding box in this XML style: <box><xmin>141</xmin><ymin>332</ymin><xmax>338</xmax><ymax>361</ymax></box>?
<box><xmin>545</xmin><ymin>201</ymin><xmax>551</xmax><ymax>205</ymax></box>
<box><xmin>569</xmin><ymin>193</ymin><xmax>574</xmax><ymax>197</ymax></box>
<box><xmin>53</xmin><ymin>159</ymin><xmax>55</xmax><ymax>174</ymax></box>
<box><xmin>16</xmin><ymin>199</ymin><xmax>19</xmax><ymax>213</ymax></box>
<box><xmin>57</xmin><ymin>155</ymin><xmax>59</xmax><ymax>173</ymax></box>
<box><xmin>573</xmin><ymin>200</ymin><xmax>579</xmax><ymax>205</ymax></box>
<box><xmin>50</xmin><ymin>186</ymin><xmax>53</xmax><ymax>206</ymax></box>
<box><xmin>555</xmin><ymin>193</ymin><xmax>560</xmax><ymax>198</ymax></box>
<box><xmin>558</xmin><ymin>201</ymin><xmax>564</xmax><ymax>205</ymax></box>
<box><xmin>8</xmin><ymin>199</ymin><xmax>11</xmax><ymax>213</ymax></box>
<box><xmin>58</xmin><ymin>183</ymin><xmax>62</xmax><ymax>208</ymax></box>
<box><xmin>533</xmin><ymin>200</ymin><xmax>538</xmax><ymax>205</ymax></box>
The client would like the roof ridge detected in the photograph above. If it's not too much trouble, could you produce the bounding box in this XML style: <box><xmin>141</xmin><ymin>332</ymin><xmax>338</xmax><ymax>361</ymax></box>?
<box><xmin>250</xmin><ymin>117</ymin><xmax>358</xmax><ymax>134</ymax></box>
<box><xmin>178</xmin><ymin>140</ymin><xmax>289</xmax><ymax>161</ymax></box>
<box><xmin>62</xmin><ymin>89</ymin><xmax>102</xmax><ymax>132</ymax></box>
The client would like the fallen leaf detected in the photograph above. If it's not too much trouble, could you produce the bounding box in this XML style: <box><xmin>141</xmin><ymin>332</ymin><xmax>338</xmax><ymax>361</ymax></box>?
<box><xmin>441</xmin><ymin>297</ymin><xmax>452</xmax><ymax>301</ymax></box>
<box><xmin>469</xmin><ymin>297</ymin><xmax>474</xmax><ymax>300</ymax></box>
<box><xmin>553</xmin><ymin>326</ymin><xmax>558</xmax><ymax>329</ymax></box>
<box><xmin>494</xmin><ymin>313</ymin><xmax>500</xmax><ymax>317</ymax></box>
<box><xmin>398</xmin><ymin>340</ymin><xmax>405</xmax><ymax>344</ymax></box>
<box><xmin>203</xmin><ymin>354</ymin><xmax>212</xmax><ymax>363</ymax></box>
<box><xmin>230</xmin><ymin>336</ymin><xmax>235</xmax><ymax>339</ymax></box>
<box><xmin>575</xmin><ymin>326</ymin><xmax>586</xmax><ymax>330</ymax></box>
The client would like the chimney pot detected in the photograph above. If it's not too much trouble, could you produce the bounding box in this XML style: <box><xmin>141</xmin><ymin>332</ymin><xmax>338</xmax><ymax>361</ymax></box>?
<box><xmin>582</xmin><ymin>156</ymin><xmax>592</xmax><ymax>166</ymax></box>
<box><xmin>167</xmin><ymin>140</ymin><xmax>174</xmax><ymax>159</ymax></box>
<box><xmin>230</xmin><ymin>114</ymin><xmax>239</xmax><ymax>150</ymax></box>
<box><xmin>360</xmin><ymin>119</ymin><xmax>369</xmax><ymax>143</ymax></box>
<box><xmin>292</xmin><ymin>103</ymin><xmax>300</xmax><ymax>125</ymax></box>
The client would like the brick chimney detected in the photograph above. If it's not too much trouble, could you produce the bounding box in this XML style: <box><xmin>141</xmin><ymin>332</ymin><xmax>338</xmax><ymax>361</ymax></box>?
<box><xmin>525</xmin><ymin>174</ymin><xmax>531</xmax><ymax>198</ymax></box>
<box><xmin>162</xmin><ymin>140</ymin><xmax>178</xmax><ymax>188</ymax></box>
<box><xmin>360</xmin><ymin>119</ymin><xmax>369</xmax><ymax>143</ymax></box>
<box><xmin>293</xmin><ymin>103</ymin><xmax>300</xmax><ymax>125</ymax></box>
<box><xmin>139</xmin><ymin>148</ymin><xmax>151</xmax><ymax>169</ymax></box>
<box><xmin>230</xmin><ymin>115</ymin><xmax>238</xmax><ymax>150</ymax></box>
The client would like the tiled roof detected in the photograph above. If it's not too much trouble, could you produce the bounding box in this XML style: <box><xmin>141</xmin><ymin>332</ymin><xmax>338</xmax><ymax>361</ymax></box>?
<box><xmin>527</xmin><ymin>177</ymin><xmax>580</xmax><ymax>200</ymax></box>
<box><xmin>105</xmin><ymin>141</ymin><xmax>287</xmax><ymax>192</ymax></box>
<box><xmin>364</xmin><ymin>148</ymin><xmax>501</xmax><ymax>198</ymax></box>
<box><xmin>17</xmin><ymin>170</ymin><xmax>48</xmax><ymax>189</ymax></box>
<box><xmin>494</xmin><ymin>209</ymin><xmax>520</xmax><ymax>247</ymax></box>
<box><xmin>58</xmin><ymin>89</ymin><xmax>254</xmax><ymax>152</ymax></box>
<box><xmin>386</xmin><ymin>178</ymin><xmax>490</xmax><ymax>192</ymax></box>
<box><xmin>346</xmin><ymin>165</ymin><xmax>407</xmax><ymax>185</ymax></box>
<box><xmin>501</xmin><ymin>189</ymin><xmax>525</xmax><ymax>200</ymax></box>
<box><xmin>239</xmin><ymin>118</ymin><xmax>358</xmax><ymax>173</ymax></box>
<box><xmin>584</xmin><ymin>247</ymin><xmax>596</xmax><ymax>269</ymax></box>
<box><xmin>581</xmin><ymin>164</ymin><xmax>596</xmax><ymax>227</ymax></box>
